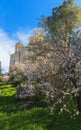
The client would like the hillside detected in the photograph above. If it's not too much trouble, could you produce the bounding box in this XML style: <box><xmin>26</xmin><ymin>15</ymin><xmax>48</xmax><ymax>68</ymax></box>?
<box><xmin>0</xmin><ymin>82</ymin><xmax>81</xmax><ymax>130</ymax></box>
<box><xmin>0</xmin><ymin>82</ymin><xmax>52</xmax><ymax>130</ymax></box>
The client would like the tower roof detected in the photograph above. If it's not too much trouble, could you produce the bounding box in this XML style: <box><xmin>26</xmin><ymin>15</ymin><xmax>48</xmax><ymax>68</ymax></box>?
<box><xmin>15</xmin><ymin>42</ymin><xmax>24</xmax><ymax>47</ymax></box>
<box><xmin>15</xmin><ymin>42</ymin><xmax>24</xmax><ymax>52</ymax></box>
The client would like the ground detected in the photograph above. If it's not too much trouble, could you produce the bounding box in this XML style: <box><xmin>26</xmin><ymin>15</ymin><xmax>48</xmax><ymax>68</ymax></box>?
<box><xmin>0</xmin><ymin>82</ymin><xmax>81</xmax><ymax>130</ymax></box>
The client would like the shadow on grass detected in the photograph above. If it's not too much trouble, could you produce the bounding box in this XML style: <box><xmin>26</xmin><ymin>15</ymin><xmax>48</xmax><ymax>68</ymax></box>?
<box><xmin>47</xmin><ymin>111</ymin><xmax>81</xmax><ymax>130</ymax></box>
<box><xmin>0</xmin><ymin>107</ymin><xmax>52</xmax><ymax>130</ymax></box>
<box><xmin>0</xmin><ymin>82</ymin><xmax>5</xmax><ymax>86</ymax></box>
<box><xmin>0</xmin><ymin>95</ymin><xmax>27</xmax><ymax>113</ymax></box>
<box><xmin>0</xmin><ymin>86</ymin><xmax>9</xmax><ymax>90</ymax></box>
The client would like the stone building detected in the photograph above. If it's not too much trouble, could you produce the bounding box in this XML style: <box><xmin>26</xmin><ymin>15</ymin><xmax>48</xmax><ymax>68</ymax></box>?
<box><xmin>9</xmin><ymin>42</ymin><xmax>28</xmax><ymax>70</ymax></box>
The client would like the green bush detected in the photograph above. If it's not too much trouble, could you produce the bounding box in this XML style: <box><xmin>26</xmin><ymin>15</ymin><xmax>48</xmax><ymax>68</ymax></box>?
<box><xmin>35</xmin><ymin>93</ymin><xmax>47</xmax><ymax>107</ymax></box>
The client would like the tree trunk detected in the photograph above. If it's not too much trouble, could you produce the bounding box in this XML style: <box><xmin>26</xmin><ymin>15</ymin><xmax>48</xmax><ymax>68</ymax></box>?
<box><xmin>76</xmin><ymin>95</ymin><xmax>81</xmax><ymax>112</ymax></box>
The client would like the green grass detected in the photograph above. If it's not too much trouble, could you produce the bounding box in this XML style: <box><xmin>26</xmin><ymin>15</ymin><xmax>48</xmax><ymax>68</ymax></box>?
<box><xmin>0</xmin><ymin>82</ymin><xmax>52</xmax><ymax>130</ymax></box>
<box><xmin>0</xmin><ymin>108</ymin><xmax>51</xmax><ymax>130</ymax></box>
<box><xmin>0</xmin><ymin>82</ymin><xmax>81</xmax><ymax>130</ymax></box>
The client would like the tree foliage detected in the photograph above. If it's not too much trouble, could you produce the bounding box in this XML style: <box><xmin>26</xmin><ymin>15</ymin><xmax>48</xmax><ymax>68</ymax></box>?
<box><xmin>41</xmin><ymin>0</ymin><xmax>81</xmax><ymax>35</ymax></box>
<box><xmin>38</xmin><ymin>0</ymin><xmax>81</xmax><ymax>114</ymax></box>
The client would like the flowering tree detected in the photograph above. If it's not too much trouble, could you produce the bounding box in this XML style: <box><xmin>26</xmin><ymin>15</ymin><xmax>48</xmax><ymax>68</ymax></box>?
<box><xmin>9</xmin><ymin>62</ymin><xmax>26</xmax><ymax>86</ymax></box>
<box><xmin>36</xmin><ymin>0</ymin><xmax>81</xmax><ymax>115</ymax></box>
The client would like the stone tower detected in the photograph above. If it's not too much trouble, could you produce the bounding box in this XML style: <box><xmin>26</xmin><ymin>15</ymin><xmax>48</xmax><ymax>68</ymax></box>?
<box><xmin>9</xmin><ymin>42</ymin><xmax>28</xmax><ymax>71</ymax></box>
<box><xmin>15</xmin><ymin>42</ymin><xmax>24</xmax><ymax>53</ymax></box>
<box><xmin>15</xmin><ymin>42</ymin><xmax>24</xmax><ymax>62</ymax></box>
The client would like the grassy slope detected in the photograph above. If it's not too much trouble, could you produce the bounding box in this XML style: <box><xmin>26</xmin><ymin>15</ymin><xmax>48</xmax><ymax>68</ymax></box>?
<box><xmin>0</xmin><ymin>82</ymin><xmax>52</xmax><ymax>130</ymax></box>
<box><xmin>0</xmin><ymin>82</ymin><xmax>81</xmax><ymax>130</ymax></box>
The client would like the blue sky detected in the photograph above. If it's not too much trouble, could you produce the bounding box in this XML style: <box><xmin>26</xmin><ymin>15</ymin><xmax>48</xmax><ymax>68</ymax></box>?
<box><xmin>0</xmin><ymin>0</ymin><xmax>81</xmax><ymax>72</ymax></box>
<box><xmin>0</xmin><ymin>0</ymin><xmax>65</xmax><ymax>33</ymax></box>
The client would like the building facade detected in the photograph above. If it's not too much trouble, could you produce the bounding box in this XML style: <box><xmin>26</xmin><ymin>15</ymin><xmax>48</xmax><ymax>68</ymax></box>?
<box><xmin>9</xmin><ymin>42</ymin><xmax>28</xmax><ymax>70</ymax></box>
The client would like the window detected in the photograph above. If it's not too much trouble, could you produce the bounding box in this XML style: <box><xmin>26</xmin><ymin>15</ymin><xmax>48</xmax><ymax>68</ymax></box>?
<box><xmin>23</xmin><ymin>56</ymin><xmax>26</xmax><ymax>61</ymax></box>
<box><xmin>13</xmin><ymin>59</ymin><xmax>15</xmax><ymax>64</ymax></box>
